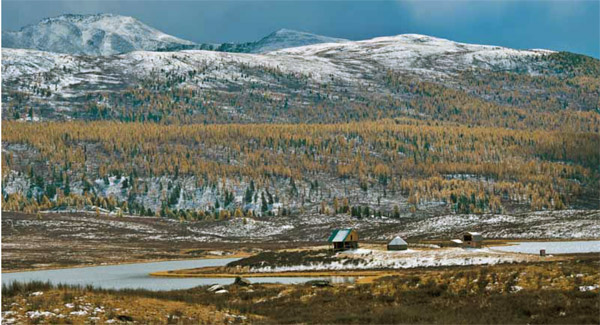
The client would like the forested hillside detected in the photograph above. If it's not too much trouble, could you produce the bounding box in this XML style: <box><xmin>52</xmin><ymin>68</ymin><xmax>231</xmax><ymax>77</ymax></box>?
<box><xmin>3</xmin><ymin>119</ymin><xmax>598</xmax><ymax>220</ymax></box>
<box><xmin>2</xmin><ymin>32</ymin><xmax>599</xmax><ymax>220</ymax></box>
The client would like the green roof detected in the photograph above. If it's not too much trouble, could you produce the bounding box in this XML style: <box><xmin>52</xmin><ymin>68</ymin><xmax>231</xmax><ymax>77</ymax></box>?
<box><xmin>328</xmin><ymin>229</ymin><xmax>353</xmax><ymax>242</ymax></box>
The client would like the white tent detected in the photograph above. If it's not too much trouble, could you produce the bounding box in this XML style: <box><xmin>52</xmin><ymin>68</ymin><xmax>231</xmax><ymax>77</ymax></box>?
<box><xmin>387</xmin><ymin>236</ymin><xmax>408</xmax><ymax>250</ymax></box>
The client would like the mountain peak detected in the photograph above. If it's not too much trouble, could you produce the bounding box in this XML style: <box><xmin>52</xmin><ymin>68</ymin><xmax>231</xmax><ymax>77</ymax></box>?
<box><xmin>273</xmin><ymin>28</ymin><xmax>299</xmax><ymax>34</ymax></box>
<box><xmin>3</xmin><ymin>13</ymin><xmax>194</xmax><ymax>55</ymax></box>
<box><xmin>252</xmin><ymin>28</ymin><xmax>348</xmax><ymax>53</ymax></box>
<box><xmin>35</xmin><ymin>13</ymin><xmax>137</xmax><ymax>27</ymax></box>
<box><xmin>269</xmin><ymin>28</ymin><xmax>312</xmax><ymax>36</ymax></box>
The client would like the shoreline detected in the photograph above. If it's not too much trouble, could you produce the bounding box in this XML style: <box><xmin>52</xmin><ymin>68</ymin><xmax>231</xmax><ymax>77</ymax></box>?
<box><xmin>149</xmin><ymin>256</ymin><xmax>575</xmax><ymax>284</ymax></box>
<box><xmin>4</xmin><ymin>238</ymin><xmax>597</xmax><ymax>274</ymax></box>
<box><xmin>1</xmin><ymin>252</ymin><xmax>251</xmax><ymax>274</ymax></box>
<box><xmin>150</xmin><ymin>269</ymin><xmax>397</xmax><ymax>284</ymax></box>
<box><xmin>150</xmin><ymin>252</ymin><xmax>579</xmax><ymax>283</ymax></box>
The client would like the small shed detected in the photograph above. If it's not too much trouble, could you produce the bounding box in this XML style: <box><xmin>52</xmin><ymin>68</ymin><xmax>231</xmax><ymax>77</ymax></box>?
<box><xmin>462</xmin><ymin>232</ymin><xmax>483</xmax><ymax>248</ymax></box>
<box><xmin>328</xmin><ymin>229</ymin><xmax>358</xmax><ymax>251</ymax></box>
<box><xmin>387</xmin><ymin>236</ymin><xmax>408</xmax><ymax>251</ymax></box>
<box><xmin>450</xmin><ymin>239</ymin><xmax>463</xmax><ymax>247</ymax></box>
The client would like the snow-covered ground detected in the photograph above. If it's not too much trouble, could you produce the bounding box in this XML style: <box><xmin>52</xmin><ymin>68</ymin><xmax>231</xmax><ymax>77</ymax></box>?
<box><xmin>5</xmin><ymin>208</ymin><xmax>597</xmax><ymax>243</ymax></box>
<box><xmin>401</xmin><ymin>211</ymin><xmax>600</xmax><ymax>239</ymax></box>
<box><xmin>250</xmin><ymin>247</ymin><xmax>530</xmax><ymax>272</ymax></box>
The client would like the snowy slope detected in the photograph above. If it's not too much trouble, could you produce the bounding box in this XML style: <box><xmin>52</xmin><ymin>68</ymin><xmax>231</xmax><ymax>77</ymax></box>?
<box><xmin>238</xmin><ymin>29</ymin><xmax>348</xmax><ymax>53</ymax></box>
<box><xmin>3</xmin><ymin>32</ymin><xmax>570</xmax><ymax>120</ymax></box>
<box><xmin>270</xmin><ymin>34</ymin><xmax>553</xmax><ymax>75</ymax></box>
<box><xmin>2</xmin><ymin>13</ymin><xmax>196</xmax><ymax>55</ymax></box>
<box><xmin>2</xmin><ymin>33</ymin><xmax>553</xmax><ymax>81</ymax></box>
<box><xmin>2</xmin><ymin>33</ymin><xmax>553</xmax><ymax>97</ymax></box>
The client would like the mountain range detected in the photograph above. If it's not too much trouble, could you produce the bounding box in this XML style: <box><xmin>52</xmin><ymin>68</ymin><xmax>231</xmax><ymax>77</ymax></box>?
<box><xmin>2</xmin><ymin>14</ymin><xmax>348</xmax><ymax>55</ymax></box>
<box><xmin>2</xmin><ymin>13</ymin><xmax>599</xmax><ymax>225</ymax></box>
<box><xmin>2</xmin><ymin>13</ymin><xmax>598</xmax><ymax>124</ymax></box>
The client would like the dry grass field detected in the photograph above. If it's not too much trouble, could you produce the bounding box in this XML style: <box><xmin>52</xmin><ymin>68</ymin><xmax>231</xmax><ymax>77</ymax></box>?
<box><xmin>3</xmin><ymin>257</ymin><xmax>598</xmax><ymax>324</ymax></box>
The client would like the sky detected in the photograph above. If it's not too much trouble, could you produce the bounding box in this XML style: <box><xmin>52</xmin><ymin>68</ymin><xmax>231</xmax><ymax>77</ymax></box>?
<box><xmin>2</xmin><ymin>0</ymin><xmax>599</xmax><ymax>58</ymax></box>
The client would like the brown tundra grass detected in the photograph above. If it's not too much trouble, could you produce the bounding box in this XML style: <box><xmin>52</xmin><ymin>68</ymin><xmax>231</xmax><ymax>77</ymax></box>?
<box><xmin>3</xmin><ymin>257</ymin><xmax>599</xmax><ymax>324</ymax></box>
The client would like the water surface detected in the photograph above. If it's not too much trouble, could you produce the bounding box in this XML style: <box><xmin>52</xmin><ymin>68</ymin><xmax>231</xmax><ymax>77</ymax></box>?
<box><xmin>2</xmin><ymin>258</ymin><xmax>337</xmax><ymax>290</ymax></box>
<box><xmin>490</xmin><ymin>241</ymin><xmax>600</xmax><ymax>255</ymax></box>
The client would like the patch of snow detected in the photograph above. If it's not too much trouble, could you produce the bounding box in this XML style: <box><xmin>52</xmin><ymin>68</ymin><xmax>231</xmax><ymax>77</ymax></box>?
<box><xmin>69</xmin><ymin>310</ymin><xmax>87</xmax><ymax>316</ymax></box>
<box><xmin>26</xmin><ymin>311</ymin><xmax>55</xmax><ymax>318</ymax></box>
<box><xmin>579</xmin><ymin>285</ymin><xmax>599</xmax><ymax>292</ymax></box>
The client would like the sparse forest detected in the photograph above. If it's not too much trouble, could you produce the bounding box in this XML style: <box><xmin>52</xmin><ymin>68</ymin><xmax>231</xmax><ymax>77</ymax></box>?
<box><xmin>3</xmin><ymin>118</ymin><xmax>598</xmax><ymax>219</ymax></box>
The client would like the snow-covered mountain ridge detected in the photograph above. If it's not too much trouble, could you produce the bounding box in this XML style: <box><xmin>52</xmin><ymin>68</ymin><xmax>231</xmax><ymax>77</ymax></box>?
<box><xmin>1</xmin><ymin>32</ymin><xmax>554</xmax><ymax>99</ymax></box>
<box><xmin>2</xmin><ymin>13</ymin><xmax>196</xmax><ymax>55</ymax></box>
<box><xmin>269</xmin><ymin>33</ymin><xmax>554</xmax><ymax>74</ymax></box>
<box><xmin>2</xmin><ymin>14</ymin><xmax>347</xmax><ymax>55</ymax></box>
<box><xmin>3</xmin><ymin>22</ymin><xmax>598</xmax><ymax>123</ymax></box>
<box><xmin>2</xmin><ymin>33</ymin><xmax>554</xmax><ymax>84</ymax></box>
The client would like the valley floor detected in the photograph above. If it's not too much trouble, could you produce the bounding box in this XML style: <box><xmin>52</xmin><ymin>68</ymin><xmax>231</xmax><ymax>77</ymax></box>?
<box><xmin>2</xmin><ymin>210</ymin><xmax>599</xmax><ymax>323</ymax></box>
<box><xmin>2</xmin><ymin>257</ymin><xmax>598</xmax><ymax>324</ymax></box>
<box><xmin>2</xmin><ymin>210</ymin><xmax>599</xmax><ymax>272</ymax></box>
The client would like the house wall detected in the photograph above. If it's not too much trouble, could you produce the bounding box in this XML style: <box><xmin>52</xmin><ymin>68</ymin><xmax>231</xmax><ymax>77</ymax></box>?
<box><xmin>333</xmin><ymin>240</ymin><xmax>358</xmax><ymax>251</ymax></box>
<box><xmin>387</xmin><ymin>245</ymin><xmax>407</xmax><ymax>250</ymax></box>
<box><xmin>464</xmin><ymin>240</ymin><xmax>482</xmax><ymax>248</ymax></box>
<box><xmin>346</xmin><ymin>230</ymin><xmax>358</xmax><ymax>242</ymax></box>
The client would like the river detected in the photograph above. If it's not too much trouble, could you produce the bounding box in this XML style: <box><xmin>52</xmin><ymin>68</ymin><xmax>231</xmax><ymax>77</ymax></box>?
<box><xmin>490</xmin><ymin>240</ymin><xmax>600</xmax><ymax>254</ymax></box>
<box><xmin>1</xmin><ymin>258</ymin><xmax>337</xmax><ymax>291</ymax></box>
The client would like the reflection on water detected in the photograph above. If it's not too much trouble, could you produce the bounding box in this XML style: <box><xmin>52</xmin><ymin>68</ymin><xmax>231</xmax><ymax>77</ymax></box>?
<box><xmin>329</xmin><ymin>276</ymin><xmax>356</xmax><ymax>284</ymax></box>
<box><xmin>2</xmin><ymin>258</ymin><xmax>354</xmax><ymax>290</ymax></box>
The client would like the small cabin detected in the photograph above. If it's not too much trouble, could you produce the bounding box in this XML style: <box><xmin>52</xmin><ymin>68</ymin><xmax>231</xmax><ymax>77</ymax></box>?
<box><xmin>462</xmin><ymin>232</ymin><xmax>483</xmax><ymax>248</ymax></box>
<box><xmin>328</xmin><ymin>229</ymin><xmax>358</xmax><ymax>251</ymax></box>
<box><xmin>387</xmin><ymin>236</ymin><xmax>408</xmax><ymax>251</ymax></box>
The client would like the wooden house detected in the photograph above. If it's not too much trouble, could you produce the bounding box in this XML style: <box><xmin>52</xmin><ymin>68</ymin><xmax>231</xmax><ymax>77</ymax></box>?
<box><xmin>328</xmin><ymin>229</ymin><xmax>358</xmax><ymax>251</ymax></box>
<box><xmin>462</xmin><ymin>231</ymin><xmax>483</xmax><ymax>248</ymax></box>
